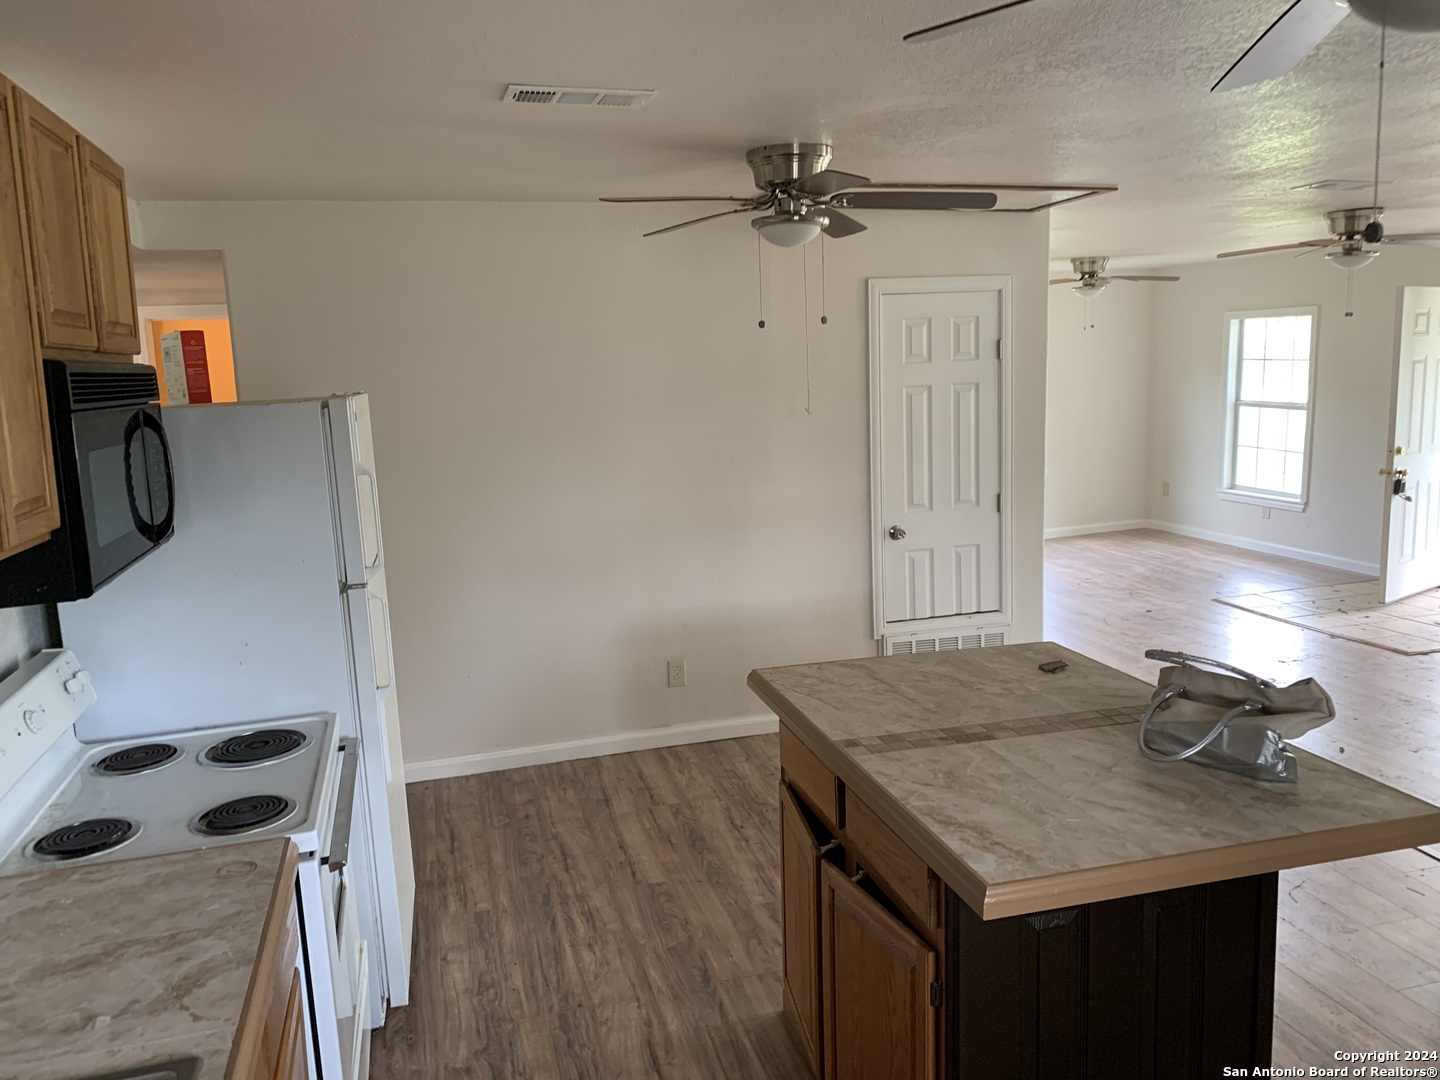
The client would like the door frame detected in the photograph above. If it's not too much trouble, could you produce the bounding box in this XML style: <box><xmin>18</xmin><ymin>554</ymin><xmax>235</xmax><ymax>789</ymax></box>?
<box><xmin>868</xmin><ymin>275</ymin><xmax>1014</xmax><ymax>640</ymax></box>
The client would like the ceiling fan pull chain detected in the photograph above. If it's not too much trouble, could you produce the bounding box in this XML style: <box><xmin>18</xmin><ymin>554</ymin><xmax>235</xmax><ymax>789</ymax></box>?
<box><xmin>1346</xmin><ymin>267</ymin><xmax>1356</xmax><ymax>318</ymax></box>
<box><xmin>756</xmin><ymin>234</ymin><xmax>766</xmax><ymax>329</ymax></box>
<box><xmin>803</xmin><ymin>246</ymin><xmax>813</xmax><ymax>415</ymax></box>
<box><xmin>819</xmin><ymin>232</ymin><xmax>829</xmax><ymax>325</ymax></box>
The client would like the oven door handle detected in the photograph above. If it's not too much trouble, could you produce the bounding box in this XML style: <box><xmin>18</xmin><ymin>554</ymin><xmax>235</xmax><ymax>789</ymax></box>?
<box><xmin>325</xmin><ymin>738</ymin><xmax>360</xmax><ymax>872</ymax></box>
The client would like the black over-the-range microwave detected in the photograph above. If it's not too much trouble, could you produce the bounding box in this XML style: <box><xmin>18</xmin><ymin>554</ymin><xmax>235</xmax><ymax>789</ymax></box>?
<box><xmin>0</xmin><ymin>360</ymin><xmax>175</xmax><ymax>608</ymax></box>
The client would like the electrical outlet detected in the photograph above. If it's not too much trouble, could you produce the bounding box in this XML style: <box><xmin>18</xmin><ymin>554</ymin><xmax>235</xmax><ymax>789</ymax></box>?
<box><xmin>1162</xmin><ymin>482</ymin><xmax>1171</xmax><ymax>497</ymax></box>
<box><xmin>667</xmin><ymin>657</ymin><xmax>686</xmax><ymax>688</ymax></box>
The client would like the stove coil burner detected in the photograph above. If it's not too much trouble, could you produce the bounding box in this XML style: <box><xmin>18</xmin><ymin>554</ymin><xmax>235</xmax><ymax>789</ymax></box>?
<box><xmin>30</xmin><ymin>818</ymin><xmax>137</xmax><ymax>860</ymax></box>
<box><xmin>203</xmin><ymin>729</ymin><xmax>308</xmax><ymax>768</ymax></box>
<box><xmin>93</xmin><ymin>743</ymin><xmax>180</xmax><ymax>776</ymax></box>
<box><xmin>193</xmin><ymin>795</ymin><xmax>296</xmax><ymax>836</ymax></box>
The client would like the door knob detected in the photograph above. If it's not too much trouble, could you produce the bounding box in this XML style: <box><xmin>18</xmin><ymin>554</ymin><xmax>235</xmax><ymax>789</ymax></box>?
<box><xmin>888</xmin><ymin>525</ymin><xmax>906</xmax><ymax>540</ymax></box>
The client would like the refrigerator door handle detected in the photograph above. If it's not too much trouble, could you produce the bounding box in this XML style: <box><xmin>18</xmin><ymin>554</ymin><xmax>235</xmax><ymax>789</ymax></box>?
<box><xmin>371</xmin><ymin>588</ymin><xmax>396</xmax><ymax>694</ymax></box>
<box><xmin>357</xmin><ymin>465</ymin><xmax>385</xmax><ymax>573</ymax></box>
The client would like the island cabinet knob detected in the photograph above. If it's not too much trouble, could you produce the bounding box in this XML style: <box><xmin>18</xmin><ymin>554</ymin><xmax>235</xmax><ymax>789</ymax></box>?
<box><xmin>887</xmin><ymin>525</ymin><xmax>906</xmax><ymax>540</ymax></box>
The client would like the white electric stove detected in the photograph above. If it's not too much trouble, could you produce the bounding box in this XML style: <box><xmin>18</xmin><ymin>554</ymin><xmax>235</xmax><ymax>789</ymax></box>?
<box><xmin>0</xmin><ymin>650</ymin><xmax>370</xmax><ymax>1080</ymax></box>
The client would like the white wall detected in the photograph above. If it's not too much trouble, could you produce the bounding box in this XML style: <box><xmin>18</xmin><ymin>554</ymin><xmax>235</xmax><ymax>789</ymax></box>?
<box><xmin>0</xmin><ymin>607</ymin><xmax>51</xmax><ymax>680</ymax></box>
<box><xmin>135</xmin><ymin>201</ymin><xmax>1050</xmax><ymax>770</ymax></box>
<box><xmin>1045</xmin><ymin>281</ymin><xmax>1153</xmax><ymax>535</ymax></box>
<box><xmin>1146</xmin><ymin>246</ymin><xmax>1440</xmax><ymax>574</ymax></box>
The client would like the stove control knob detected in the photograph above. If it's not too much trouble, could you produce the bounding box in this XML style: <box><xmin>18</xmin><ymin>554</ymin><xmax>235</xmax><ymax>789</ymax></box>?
<box><xmin>65</xmin><ymin>670</ymin><xmax>92</xmax><ymax>697</ymax></box>
<box><xmin>23</xmin><ymin>706</ymin><xmax>45</xmax><ymax>733</ymax></box>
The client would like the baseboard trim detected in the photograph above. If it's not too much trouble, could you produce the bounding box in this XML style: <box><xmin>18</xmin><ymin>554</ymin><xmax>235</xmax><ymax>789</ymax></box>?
<box><xmin>403</xmin><ymin>714</ymin><xmax>780</xmax><ymax>783</ymax></box>
<box><xmin>1144</xmin><ymin>520</ymin><xmax>1380</xmax><ymax>577</ymax></box>
<box><xmin>1044</xmin><ymin>520</ymin><xmax>1150</xmax><ymax>540</ymax></box>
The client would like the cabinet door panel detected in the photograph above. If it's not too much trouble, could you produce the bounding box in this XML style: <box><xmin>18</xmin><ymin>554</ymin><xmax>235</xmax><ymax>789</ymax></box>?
<box><xmin>79</xmin><ymin>138</ymin><xmax>139</xmax><ymax>354</ymax></box>
<box><xmin>821</xmin><ymin>860</ymin><xmax>936</xmax><ymax>1080</ymax></box>
<box><xmin>0</xmin><ymin>78</ymin><xmax>58</xmax><ymax>555</ymax></box>
<box><xmin>15</xmin><ymin>87</ymin><xmax>97</xmax><ymax>351</ymax></box>
<box><xmin>780</xmin><ymin>781</ymin><xmax>825</xmax><ymax>1074</ymax></box>
<box><xmin>275</xmin><ymin>969</ymin><xmax>309</xmax><ymax>1080</ymax></box>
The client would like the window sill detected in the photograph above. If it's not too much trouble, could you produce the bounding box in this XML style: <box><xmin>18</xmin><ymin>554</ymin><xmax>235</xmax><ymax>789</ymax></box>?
<box><xmin>1217</xmin><ymin>489</ymin><xmax>1307</xmax><ymax>512</ymax></box>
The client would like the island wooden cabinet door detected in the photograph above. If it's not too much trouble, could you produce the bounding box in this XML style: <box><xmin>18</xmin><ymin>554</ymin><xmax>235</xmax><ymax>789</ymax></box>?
<box><xmin>820</xmin><ymin>860</ymin><xmax>936</xmax><ymax>1080</ymax></box>
<box><xmin>0</xmin><ymin>77</ymin><xmax>58</xmax><ymax>558</ymax></box>
<box><xmin>13</xmin><ymin>87</ymin><xmax>98</xmax><ymax>352</ymax></box>
<box><xmin>79</xmin><ymin>138</ymin><xmax>140</xmax><ymax>354</ymax></box>
<box><xmin>273</xmin><ymin>969</ymin><xmax>309</xmax><ymax>1080</ymax></box>
<box><xmin>780</xmin><ymin>782</ymin><xmax>825</xmax><ymax>1074</ymax></box>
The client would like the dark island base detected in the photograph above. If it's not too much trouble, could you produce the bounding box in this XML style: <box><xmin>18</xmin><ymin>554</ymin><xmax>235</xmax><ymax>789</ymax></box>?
<box><xmin>945</xmin><ymin>872</ymin><xmax>1278</xmax><ymax>1079</ymax></box>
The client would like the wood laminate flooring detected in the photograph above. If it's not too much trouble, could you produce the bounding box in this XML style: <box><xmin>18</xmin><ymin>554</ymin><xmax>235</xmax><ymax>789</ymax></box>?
<box><xmin>371</xmin><ymin>528</ymin><xmax>1440</xmax><ymax>1076</ymax></box>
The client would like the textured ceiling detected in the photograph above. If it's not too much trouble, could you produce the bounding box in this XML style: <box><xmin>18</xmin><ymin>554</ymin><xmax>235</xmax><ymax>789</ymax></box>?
<box><xmin>3</xmin><ymin>0</ymin><xmax>1440</xmax><ymax>267</ymax></box>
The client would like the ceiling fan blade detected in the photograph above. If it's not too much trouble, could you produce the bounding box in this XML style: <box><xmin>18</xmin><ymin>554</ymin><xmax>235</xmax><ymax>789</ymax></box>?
<box><xmin>841</xmin><ymin>191</ymin><xmax>999</xmax><ymax>210</ymax></box>
<box><xmin>1216</xmin><ymin>239</ymin><xmax>1334</xmax><ymax>258</ymax></box>
<box><xmin>601</xmin><ymin>196</ymin><xmax>755</xmax><ymax>203</ymax></box>
<box><xmin>1049</xmin><ymin>278</ymin><xmax>1077</xmax><ymax>285</ymax></box>
<box><xmin>642</xmin><ymin>207</ymin><xmax>749</xmax><ymax>238</ymax></box>
<box><xmin>904</xmin><ymin>0</ymin><xmax>1043</xmax><ymax>43</ymax></box>
<box><xmin>1112</xmin><ymin>275</ymin><xmax>1181</xmax><ymax>282</ymax></box>
<box><xmin>1211</xmin><ymin>0</ymin><xmax>1350</xmax><ymax>92</ymax></box>
<box><xmin>1382</xmin><ymin>233</ymin><xmax>1440</xmax><ymax>244</ymax></box>
<box><xmin>794</xmin><ymin>169</ymin><xmax>872</xmax><ymax>198</ymax></box>
<box><xmin>820</xmin><ymin>209</ymin><xmax>868</xmax><ymax>239</ymax></box>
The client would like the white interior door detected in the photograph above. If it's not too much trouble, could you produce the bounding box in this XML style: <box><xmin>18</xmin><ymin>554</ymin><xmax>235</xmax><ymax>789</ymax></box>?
<box><xmin>1383</xmin><ymin>287</ymin><xmax>1440</xmax><ymax>602</ymax></box>
<box><xmin>876</xmin><ymin>284</ymin><xmax>1003</xmax><ymax>625</ymax></box>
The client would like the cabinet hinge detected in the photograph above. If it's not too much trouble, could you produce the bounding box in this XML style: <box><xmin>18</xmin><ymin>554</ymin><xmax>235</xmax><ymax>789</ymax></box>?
<box><xmin>996</xmin><ymin>492</ymin><xmax>1001</xmax><ymax>514</ymax></box>
<box><xmin>996</xmin><ymin>337</ymin><xmax>1002</xmax><ymax>358</ymax></box>
<box><xmin>929</xmin><ymin>980</ymin><xmax>942</xmax><ymax>1008</ymax></box>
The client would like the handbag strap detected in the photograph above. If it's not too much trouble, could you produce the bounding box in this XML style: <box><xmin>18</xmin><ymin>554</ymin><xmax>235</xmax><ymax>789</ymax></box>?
<box><xmin>1143</xmin><ymin>649</ymin><xmax>1278</xmax><ymax>690</ymax></box>
<box><xmin>1137</xmin><ymin>684</ymin><xmax>1266</xmax><ymax>762</ymax></box>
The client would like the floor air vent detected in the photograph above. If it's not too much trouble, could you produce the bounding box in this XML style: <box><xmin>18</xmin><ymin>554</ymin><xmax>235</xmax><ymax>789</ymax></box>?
<box><xmin>504</xmin><ymin>84</ymin><xmax>654</xmax><ymax>108</ymax></box>
<box><xmin>883</xmin><ymin>628</ymin><xmax>1008</xmax><ymax>655</ymax></box>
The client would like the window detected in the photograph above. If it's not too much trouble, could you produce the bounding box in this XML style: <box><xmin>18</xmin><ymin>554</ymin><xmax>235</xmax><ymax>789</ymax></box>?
<box><xmin>1221</xmin><ymin>308</ymin><xmax>1318</xmax><ymax>508</ymax></box>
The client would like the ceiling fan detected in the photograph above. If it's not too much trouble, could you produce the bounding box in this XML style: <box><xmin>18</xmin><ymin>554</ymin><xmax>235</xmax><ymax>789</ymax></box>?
<box><xmin>1217</xmin><ymin>207</ymin><xmax>1440</xmax><ymax>268</ymax></box>
<box><xmin>1212</xmin><ymin>0</ymin><xmax>1440</xmax><ymax>92</ymax></box>
<box><xmin>1051</xmin><ymin>257</ymin><xmax>1179</xmax><ymax>295</ymax></box>
<box><xmin>601</xmin><ymin>143</ymin><xmax>1001</xmax><ymax>247</ymax></box>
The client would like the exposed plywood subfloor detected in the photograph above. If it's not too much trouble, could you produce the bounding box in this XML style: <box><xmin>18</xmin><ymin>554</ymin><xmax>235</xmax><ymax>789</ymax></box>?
<box><xmin>1218</xmin><ymin>579</ymin><xmax>1440</xmax><ymax>656</ymax></box>
<box><xmin>369</xmin><ymin>528</ymin><xmax>1440</xmax><ymax>1076</ymax></box>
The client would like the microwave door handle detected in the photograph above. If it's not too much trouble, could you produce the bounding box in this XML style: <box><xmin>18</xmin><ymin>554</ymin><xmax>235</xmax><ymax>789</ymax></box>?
<box><xmin>357</xmin><ymin>465</ymin><xmax>384</xmax><ymax>573</ymax></box>
<box><xmin>325</xmin><ymin>738</ymin><xmax>360</xmax><ymax>871</ymax></box>
<box><xmin>149</xmin><ymin>412</ymin><xmax>176</xmax><ymax>540</ymax></box>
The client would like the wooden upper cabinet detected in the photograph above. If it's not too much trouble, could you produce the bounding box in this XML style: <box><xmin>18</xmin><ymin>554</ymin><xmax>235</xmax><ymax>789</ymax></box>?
<box><xmin>80</xmin><ymin>138</ymin><xmax>139</xmax><ymax>354</ymax></box>
<box><xmin>821</xmin><ymin>860</ymin><xmax>936</xmax><ymax>1080</ymax></box>
<box><xmin>0</xmin><ymin>77</ymin><xmax>59</xmax><ymax>555</ymax></box>
<box><xmin>14</xmin><ymin>87</ymin><xmax>98</xmax><ymax>352</ymax></box>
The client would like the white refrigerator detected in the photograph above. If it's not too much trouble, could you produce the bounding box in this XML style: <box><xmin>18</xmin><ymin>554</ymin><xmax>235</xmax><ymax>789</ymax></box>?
<box><xmin>59</xmin><ymin>395</ymin><xmax>415</xmax><ymax>1028</ymax></box>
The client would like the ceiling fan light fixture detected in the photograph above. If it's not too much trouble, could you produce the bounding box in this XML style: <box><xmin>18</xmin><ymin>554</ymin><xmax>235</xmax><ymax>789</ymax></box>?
<box><xmin>1326</xmin><ymin>248</ymin><xmax>1379</xmax><ymax>270</ymax></box>
<box><xmin>1349</xmin><ymin>0</ymin><xmax>1440</xmax><ymax>31</ymax></box>
<box><xmin>752</xmin><ymin>213</ymin><xmax>825</xmax><ymax>248</ymax></box>
<box><xmin>1072</xmin><ymin>280</ymin><xmax>1108</xmax><ymax>296</ymax></box>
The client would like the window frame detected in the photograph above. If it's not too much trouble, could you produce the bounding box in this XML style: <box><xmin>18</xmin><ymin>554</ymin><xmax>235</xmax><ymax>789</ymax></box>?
<box><xmin>1219</xmin><ymin>306</ymin><xmax>1320</xmax><ymax>511</ymax></box>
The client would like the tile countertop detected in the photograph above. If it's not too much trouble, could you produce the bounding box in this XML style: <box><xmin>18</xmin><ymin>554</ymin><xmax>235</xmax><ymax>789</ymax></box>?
<box><xmin>749</xmin><ymin>642</ymin><xmax>1440</xmax><ymax>919</ymax></box>
<box><xmin>0</xmin><ymin>839</ymin><xmax>293</xmax><ymax>1080</ymax></box>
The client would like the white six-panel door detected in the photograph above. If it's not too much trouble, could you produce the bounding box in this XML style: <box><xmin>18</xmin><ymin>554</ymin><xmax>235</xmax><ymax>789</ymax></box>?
<box><xmin>1383</xmin><ymin>287</ymin><xmax>1440</xmax><ymax>603</ymax></box>
<box><xmin>875</xmin><ymin>283</ymin><xmax>1003</xmax><ymax>626</ymax></box>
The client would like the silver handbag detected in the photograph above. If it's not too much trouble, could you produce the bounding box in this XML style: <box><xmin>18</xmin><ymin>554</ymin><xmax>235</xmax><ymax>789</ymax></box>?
<box><xmin>1137</xmin><ymin>650</ymin><xmax>1336</xmax><ymax>783</ymax></box>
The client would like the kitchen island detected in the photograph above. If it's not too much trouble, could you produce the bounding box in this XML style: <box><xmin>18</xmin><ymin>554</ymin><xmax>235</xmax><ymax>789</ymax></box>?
<box><xmin>749</xmin><ymin>642</ymin><xmax>1440</xmax><ymax>1079</ymax></box>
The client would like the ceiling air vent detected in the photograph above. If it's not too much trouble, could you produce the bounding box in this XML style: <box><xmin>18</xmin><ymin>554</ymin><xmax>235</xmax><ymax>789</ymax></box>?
<box><xmin>504</xmin><ymin>84</ymin><xmax>654</xmax><ymax>108</ymax></box>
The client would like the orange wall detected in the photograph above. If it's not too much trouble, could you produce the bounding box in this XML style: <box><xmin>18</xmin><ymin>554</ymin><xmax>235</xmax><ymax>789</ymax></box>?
<box><xmin>149</xmin><ymin>319</ymin><xmax>237</xmax><ymax>404</ymax></box>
